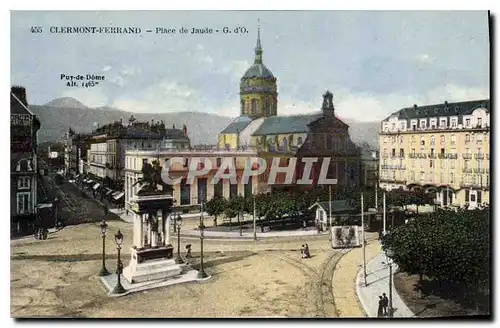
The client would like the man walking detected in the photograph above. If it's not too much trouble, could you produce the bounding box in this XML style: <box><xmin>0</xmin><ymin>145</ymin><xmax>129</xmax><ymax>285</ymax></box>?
<box><xmin>377</xmin><ymin>295</ymin><xmax>384</xmax><ymax>317</ymax></box>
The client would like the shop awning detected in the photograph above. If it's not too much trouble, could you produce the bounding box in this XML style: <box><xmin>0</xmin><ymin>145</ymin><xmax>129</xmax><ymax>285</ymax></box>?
<box><xmin>111</xmin><ymin>191</ymin><xmax>120</xmax><ymax>197</ymax></box>
<box><xmin>114</xmin><ymin>192</ymin><xmax>125</xmax><ymax>200</ymax></box>
<box><xmin>75</xmin><ymin>174</ymin><xmax>81</xmax><ymax>179</ymax></box>
<box><xmin>105</xmin><ymin>188</ymin><xmax>113</xmax><ymax>196</ymax></box>
<box><xmin>86</xmin><ymin>179</ymin><xmax>94</xmax><ymax>184</ymax></box>
<box><xmin>93</xmin><ymin>183</ymin><xmax>101</xmax><ymax>190</ymax></box>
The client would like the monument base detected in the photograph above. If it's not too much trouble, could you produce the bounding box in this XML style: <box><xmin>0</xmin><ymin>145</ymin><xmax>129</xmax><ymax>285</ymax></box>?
<box><xmin>123</xmin><ymin>247</ymin><xmax>183</xmax><ymax>284</ymax></box>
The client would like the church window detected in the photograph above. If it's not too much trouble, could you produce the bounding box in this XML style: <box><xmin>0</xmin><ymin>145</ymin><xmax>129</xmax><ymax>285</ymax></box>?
<box><xmin>267</xmin><ymin>138</ymin><xmax>275</xmax><ymax>152</ymax></box>
<box><xmin>251</xmin><ymin>99</ymin><xmax>258</xmax><ymax>115</ymax></box>
<box><xmin>241</xmin><ymin>100</ymin><xmax>245</xmax><ymax>113</ymax></box>
<box><xmin>297</xmin><ymin>137</ymin><xmax>303</xmax><ymax>146</ymax></box>
<box><xmin>288</xmin><ymin>135</ymin><xmax>294</xmax><ymax>147</ymax></box>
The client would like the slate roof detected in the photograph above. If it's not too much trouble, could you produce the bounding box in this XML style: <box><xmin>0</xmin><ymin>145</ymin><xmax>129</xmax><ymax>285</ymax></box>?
<box><xmin>251</xmin><ymin>113</ymin><xmax>323</xmax><ymax>136</ymax></box>
<box><xmin>383</xmin><ymin>99</ymin><xmax>490</xmax><ymax>122</ymax></box>
<box><xmin>122</xmin><ymin>126</ymin><xmax>163</xmax><ymax>139</ymax></box>
<box><xmin>164</xmin><ymin>128</ymin><xmax>189</xmax><ymax>140</ymax></box>
<box><xmin>220</xmin><ymin>116</ymin><xmax>253</xmax><ymax>134</ymax></box>
<box><xmin>241</xmin><ymin>63</ymin><xmax>275</xmax><ymax>80</ymax></box>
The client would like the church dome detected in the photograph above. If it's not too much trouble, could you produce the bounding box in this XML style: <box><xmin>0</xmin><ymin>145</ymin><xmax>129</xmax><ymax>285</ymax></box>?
<box><xmin>241</xmin><ymin>63</ymin><xmax>275</xmax><ymax>80</ymax></box>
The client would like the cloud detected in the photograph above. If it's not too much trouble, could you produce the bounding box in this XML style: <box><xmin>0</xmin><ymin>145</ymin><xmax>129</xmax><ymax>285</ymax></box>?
<box><xmin>416</xmin><ymin>54</ymin><xmax>434</xmax><ymax>63</ymax></box>
<box><xmin>120</xmin><ymin>66</ymin><xmax>142</xmax><ymax>76</ymax></box>
<box><xmin>101</xmin><ymin>65</ymin><xmax>112</xmax><ymax>72</ymax></box>
<box><xmin>61</xmin><ymin>88</ymin><xmax>109</xmax><ymax>108</ymax></box>
<box><xmin>111</xmin><ymin>80</ymin><xmax>202</xmax><ymax>113</ymax></box>
<box><xmin>196</xmin><ymin>44</ymin><xmax>204</xmax><ymax>50</ymax></box>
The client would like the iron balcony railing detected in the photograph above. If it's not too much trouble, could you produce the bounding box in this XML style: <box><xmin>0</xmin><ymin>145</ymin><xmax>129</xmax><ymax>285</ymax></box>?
<box><xmin>474</xmin><ymin>153</ymin><xmax>485</xmax><ymax>159</ymax></box>
<box><xmin>428</xmin><ymin>153</ymin><xmax>437</xmax><ymax>159</ymax></box>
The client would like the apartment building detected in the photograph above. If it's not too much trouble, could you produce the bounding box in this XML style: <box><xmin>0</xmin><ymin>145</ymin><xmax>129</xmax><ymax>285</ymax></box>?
<box><xmin>11</xmin><ymin>86</ymin><xmax>41</xmax><ymax>236</ymax></box>
<box><xmin>85</xmin><ymin>116</ymin><xmax>190</xmax><ymax>190</ymax></box>
<box><xmin>124</xmin><ymin>148</ymin><xmax>259</xmax><ymax>211</ymax></box>
<box><xmin>379</xmin><ymin>99</ymin><xmax>490</xmax><ymax>209</ymax></box>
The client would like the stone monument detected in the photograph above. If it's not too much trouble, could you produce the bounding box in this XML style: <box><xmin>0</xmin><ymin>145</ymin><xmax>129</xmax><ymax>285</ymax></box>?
<box><xmin>122</xmin><ymin>160</ymin><xmax>184</xmax><ymax>283</ymax></box>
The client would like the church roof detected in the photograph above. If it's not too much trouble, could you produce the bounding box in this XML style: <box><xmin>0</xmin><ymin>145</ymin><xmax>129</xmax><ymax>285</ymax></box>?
<box><xmin>241</xmin><ymin>63</ymin><xmax>275</xmax><ymax>80</ymax></box>
<box><xmin>220</xmin><ymin>116</ymin><xmax>253</xmax><ymax>134</ymax></box>
<box><xmin>251</xmin><ymin>113</ymin><xmax>323</xmax><ymax>136</ymax></box>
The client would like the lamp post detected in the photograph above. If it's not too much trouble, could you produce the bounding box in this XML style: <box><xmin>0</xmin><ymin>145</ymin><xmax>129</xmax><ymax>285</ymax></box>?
<box><xmin>253</xmin><ymin>193</ymin><xmax>257</xmax><ymax>241</ymax></box>
<box><xmin>197</xmin><ymin>213</ymin><xmax>208</xmax><ymax>279</ymax></box>
<box><xmin>112</xmin><ymin>229</ymin><xmax>126</xmax><ymax>294</ymax></box>
<box><xmin>98</xmin><ymin>214</ymin><xmax>110</xmax><ymax>276</ymax></box>
<box><xmin>175</xmin><ymin>214</ymin><xmax>184</xmax><ymax>264</ymax></box>
<box><xmin>54</xmin><ymin>197</ymin><xmax>59</xmax><ymax>227</ymax></box>
<box><xmin>385</xmin><ymin>248</ymin><xmax>394</xmax><ymax>318</ymax></box>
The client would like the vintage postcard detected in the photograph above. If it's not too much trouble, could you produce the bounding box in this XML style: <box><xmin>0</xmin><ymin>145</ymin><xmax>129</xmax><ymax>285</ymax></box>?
<box><xmin>10</xmin><ymin>10</ymin><xmax>490</xmax><ymax>319</ymax></box>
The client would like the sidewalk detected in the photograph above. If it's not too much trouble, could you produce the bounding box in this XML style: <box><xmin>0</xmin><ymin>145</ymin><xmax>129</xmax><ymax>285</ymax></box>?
<box><xmin>356</xmin><ymin>252</ymin><xmax>415</xmax><ymax>318</ymax></box>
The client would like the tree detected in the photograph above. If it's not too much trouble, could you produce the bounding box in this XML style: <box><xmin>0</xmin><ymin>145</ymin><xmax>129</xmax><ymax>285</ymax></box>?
<box><xmin>382</xmin><ymin>207</ymin><xmax>490</xmax><ymax>297</ymax></box>
<box><xmin>205</xmin><ymin>196</ymin><xmax>225</xmax><ymax>227</ymax></box>
<box><xmin>229</xmin><ymin>195</ymin><xmax>246</xmax><ymax>236</ymax></box>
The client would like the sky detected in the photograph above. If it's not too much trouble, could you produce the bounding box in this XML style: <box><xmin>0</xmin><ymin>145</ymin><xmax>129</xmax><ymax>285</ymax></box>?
<box><xmin>10</xmin><ymin>10</ymin><xmax>490</xmax><ymax>121</ymax></box>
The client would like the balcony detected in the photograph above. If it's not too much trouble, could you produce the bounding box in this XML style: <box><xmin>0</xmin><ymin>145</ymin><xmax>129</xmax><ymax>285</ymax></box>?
<box><xmin>473</xmin><ymin>168</ymin><xmax>486</xmax><ymax>174</ymax></box>
<box><xmin>428</xmin><ymin>153</ymin><xmax>437</xmax><ymax>159</ymax></box>
<box><xmin>462</xmin><ymin>153</ymin><xmax>472</xmax><ymax>159</ymax></box>
<box><xmin>485</xmin><ymin>168</ymin><xmax>490</xmax><ymax>174</ymax></box>
<box><xmin>396</xmin><ymin>164</ymin><xmax>406</xmax><ymax>170</ymax></box>
<box><xmin>447</xmin><ymin>153</ymin><xmax>458</xmax><ymax>159</ymax></box>
<box><xmin>438</xmin><ymin>153</ymin><xmax>447</xmax><ymax>159</ymax></box>
<box><xmin>398</xmin><ymin>154</ymin><xmax>406</xmax><ymax>159</ymax></box>
<box><xmin>417</xmin><ymin>153</ymin><xmax>427</xmax><ymax>159</ymax></box>
<box><xmin>409</xmin><ymin>153</ymin><xmax>417</xmax><ymax>159</ymax></box>
<box><xmin>474</xmin><ymin>153</ymin><xmax>485</xmax><ymax>159</ymax></box>
<box><xmin>379</xmin><ymin>178</ymin><xmax>407</xmax><ymax>184</ymax></box>
<box><xmin>462</xmin><ymin>168</ymin><xmax>473</xmax><ymax>173</ymax></box>
<box><xmin>382</xmin><ymin>154</ymin><xmax>389</xmax><ymax>158</ymax></box>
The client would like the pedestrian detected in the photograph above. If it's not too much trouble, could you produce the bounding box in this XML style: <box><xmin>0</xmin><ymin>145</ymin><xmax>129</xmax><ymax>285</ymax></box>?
<box><xmin>186</xmin><ymin>244</ymin><xmax>192</xmax><ymax>258</ymax></box>
<box><xmin>377</xmin><ymin>295</ymin><xmax>384</xmax><ymax>317</ymax></box>
<box><xmin>378</xmin><ymin>229</ymin><xmax>382</xmax><ymax>240</ymax></box>
<box><xmin>304</xmin><ymin>244</ymin><xmax>311</xmax><ymax>258</ymax></box>
<box><xmin>382</xmin><ymin>293</ymin><xmax>389</xmax><ymax>316</ymax></box>
<box><xmin>302</xmin><ymin>219</ymin><xmax>307</xmax><ymax>231</ymax></box>
<box><xmin>300</xmin><ymin>244</ymin><xmax>305</xmax><ymax>258</ymax></box>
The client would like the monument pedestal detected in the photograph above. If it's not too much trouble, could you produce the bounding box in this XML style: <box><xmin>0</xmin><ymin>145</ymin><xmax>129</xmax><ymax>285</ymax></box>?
<box><xmin>123</xmin><ymin>246</ymin><xmax>183</xmax><ymax>284</ymax></box>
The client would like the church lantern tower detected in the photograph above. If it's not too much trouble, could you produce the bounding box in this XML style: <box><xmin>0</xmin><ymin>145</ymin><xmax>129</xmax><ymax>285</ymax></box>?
<box><xmin>239</xmin><ymin>22</ymin><xmax>278</xmax><ymax>118</ymax></box>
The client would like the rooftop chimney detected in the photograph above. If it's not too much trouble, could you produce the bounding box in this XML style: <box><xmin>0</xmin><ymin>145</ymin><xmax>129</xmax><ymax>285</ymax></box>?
<box><xmin>11</xmin><ymin>86</ymin><xmax>28</xmax><ymax>106</ymax></box>
<box><xmin>413</xmin><ymin>104</ymin><xmax>418</xmax><ymax>110</ymax></box>
<box><xmin>173</xmin><ymin>124</ymin><xmax>176</xmax><ymax>129</ymax></box>
<box><xmin>444</xmin><ymin>101</ymin><xmax>448</xmax><ymax>107</ymax></box>
<box><xmin>183</xmin><ymin>124</ymin><xmax>187</xmax><ymax>135</ymax></box>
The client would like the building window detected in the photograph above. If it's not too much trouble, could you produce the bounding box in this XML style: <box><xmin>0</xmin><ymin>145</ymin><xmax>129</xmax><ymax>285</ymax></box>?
<box><xmin>465</xmin><ymin>134</ymin><xmax>470</xmax><ymax>143</ymax></box>
<box><xmin>465</xmin><ymin>118</ymin><xmax>471</xmax><ymax>127</ymax></box>
<box><xmin>391</xmin><ymin>149</ymin><xmax>396</xmax><ymax>157</ymax></box>
<box><xmin>214</xmin><ymin>179</ymin><xmax>223</xmax><ymax>198</ymax></box>
<box><xmin>17</xmin><ymin>177</ymin><xmax>31</xmax><ymax>190</ymax></box>
<box><xmin>180</xmin><ymin>179</ymin><xmax>191</xmax><ymax>205</ymax></box>
<box><xmin>440</xmin><ymin>172</ymin><xmax>444</xmax><ymax>183</ymax></box>
<box><xmin>410</xmin><ymin>171</ymin><xmax>415</xmax><ymax>181</ymax></box>
<box><xmin>420</xmin><ymin>137</ymin><xmax>425</xmax><ymax>146</ymax></box>
<box><xmin>411</xmin><ymin>136</ymin><xmax>416</xmax><ymax>144</ymax></box>
<box><xmin>430</xmin><ymin>135</ymin><xmax>435</xmax><ymax>146</ymax></box>
<box><xmin>450</xmin><ymin>134</ymin><xmax>456</xmax><ymax>145</ymax></box>
<box><xmin>430</xmin><ymin>160</ymin><xmax>434</xmax><ymax>168</ymax></box>
<box><xmin>183</xmin><ymin>158</ymin><xmax>189</xmax><ymax>168</ymax></box>
<box><xmin>440</xmin><ymin>118</ymin><xmax>447</xmax><ymax>127</ymax></box>
<box><xmin>251</xmin><ymin>99</ymin><xmax>258</xmax><ymax>115</ymax></box>
<box><xmin>17</xmin><ymin>192</ymin><xmax>31</xmax><ymax>214</ymax></box>
<box><xmin>450</xmin><ymin>173</ymin><xmax>454</xmax><ymax>184</ymax></box>
<box><xmin>450</xmin><ymin>160</ymin><xmax>455</xmax><ymax>169</ymax></box>
<box><xmin>420</xmin><ymin>120</ymin><xmax>427</xmax><ymax>129</ymax></box>
<box><xmin>477</xmin><ymin>118</ymin><xmax>483</xmax><ymax>127</ymax></box>
<box><xmin>451</xmin><ymin>118</ymin><xmax>458</xmax><ymax>128</ymax></box>
<box><xmin>399</xmin><ymin>136</ymin><xmax>404</xmax><ymax>144</ymax></box>
<box><xmin>297</xmin><ymin>137</ymin><xmax>303</xmax><ymax>146</ymax></box>
<box><xmin>440</xmin><ymin>135</ymin><xmax>445</xmax><ymax>144</ymax></box>
<box><xmin>229</xmin><ymin>182</ymin><xmax>238</xmax><ymax>199</ymax></box>
<box><xmin>420</xmin><ymin>172</ymin><xmax>425</xmax><ymax>181</ymax></box>
<box><xmin>440</xmin><ymin>160</ymin><xmax>445</xmax><ymax>169</ymax></box>
<box><xmin>464</xmin><ymin>160</ymin><xmax>470</xmax><ymax>169</ymax></box>
<box><xmin>197</xmin><ymin>178</ymin><xmax>207</xmax><ymax>204</ymax></box>
<box><xmin>477</xmin><ymin>134</ymin><xmax>483</xmax><ymax>144</ymax></box>
<box><xmin>412</xmin><ymin>160</ymin><xmax>415</xmax><ymax>168</ymax></box>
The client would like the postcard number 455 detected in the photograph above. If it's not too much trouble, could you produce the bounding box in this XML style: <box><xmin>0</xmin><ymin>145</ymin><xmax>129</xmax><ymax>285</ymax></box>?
<box><xmin>30</xmin><ymin>26</ymin><xmax>43</xmax><ymax>33</ymax></box>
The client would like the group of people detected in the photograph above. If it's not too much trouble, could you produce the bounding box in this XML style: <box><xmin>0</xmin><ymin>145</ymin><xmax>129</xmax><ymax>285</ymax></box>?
<box><xmin>300</xmin><ymin>244</ymin><xmax>311</xmax><ymax>259</ymax></box>
<box><xmin>377</xmin><ymin>293</ymin><xmax>390</xmax><ymax>317</ymax></box>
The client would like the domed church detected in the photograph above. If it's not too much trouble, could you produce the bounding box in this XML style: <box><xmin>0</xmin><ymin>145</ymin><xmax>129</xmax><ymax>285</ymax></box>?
<box><xmin>218</xmin><ymin>24</ymin><xmax>361</xmax><ymax>189</ymax></box>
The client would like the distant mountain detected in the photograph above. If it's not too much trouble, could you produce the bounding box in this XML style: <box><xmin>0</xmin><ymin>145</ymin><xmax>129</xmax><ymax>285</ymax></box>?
<box><xmin>44</xmin><ymin>97</ymin><xmax>88</xmax><ymax>109</ymax></box>
<box><xmin>30</xmin><ymin>97</ymin><xmax>380</xmax><ymax>149</ymax></box>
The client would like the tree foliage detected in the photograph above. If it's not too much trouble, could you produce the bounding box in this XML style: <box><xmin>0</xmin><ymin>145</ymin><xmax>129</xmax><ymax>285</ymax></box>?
<box><xmin>205</xmin><ymin>196</ymin><xmax>226</xmax><ymax>226</ymax></box>
<box><xmin>382</xmin><ymin>207</ymin><xmax>490</xmax><ymax>289</ymax></box>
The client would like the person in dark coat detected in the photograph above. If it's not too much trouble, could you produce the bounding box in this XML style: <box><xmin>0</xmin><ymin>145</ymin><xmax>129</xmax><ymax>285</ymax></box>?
<box><xmin>382</xmin><ymin>293</ymin><xmax>389</xmax><ymax>316</ymax></box>
<box><xmin>377</xmin><ymin>295</ymin><xmax>384</xmax><ymax>317</ymax></box>
<box><xmin>304</xmin><ymin>244</ymin><xmax>311</xmax><ymax>258</ymax></box>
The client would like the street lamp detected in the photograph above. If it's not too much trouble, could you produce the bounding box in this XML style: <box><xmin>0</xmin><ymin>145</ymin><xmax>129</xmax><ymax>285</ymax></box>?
<box><xmin>98</xmin><ymin>218</ymin><xmax>110</xmax><ymax>276</ymax></box>
<box><xmin>197</xmin><ymin>214</ymin><xmax>208</xmax><ymax>279</ymax></box>
<box><xmin>54</xmin><ymin>197</ymin><xmax>59</xmax><ymax>227</ymax></box>
<box><xmin>385</xmin><ymin>247</ymin><xmax>394</xmax><ymax>318</ymax></box>
<box><xmin>175</xmin><ymin>214</ymin><xmax>184</xmax><ymax>264</ymax></box>
<box><xmin>112</xmin><ymin>229</ymin><xmax>126</xmax><ymax>295</ymax></box>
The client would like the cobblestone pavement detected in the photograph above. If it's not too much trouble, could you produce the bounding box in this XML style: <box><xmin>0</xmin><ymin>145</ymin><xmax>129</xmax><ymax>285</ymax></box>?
<box><xmin>11</xmin><ymin>222</ymin><xmax>377</xmax><ymax>318</ymax></box>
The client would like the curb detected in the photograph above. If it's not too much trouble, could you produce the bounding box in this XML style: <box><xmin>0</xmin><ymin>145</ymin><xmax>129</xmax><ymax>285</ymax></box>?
<box><xmin>355</xmin><ymin>250</ymin><xmax>381</xmax><ymax>318</ymax></box>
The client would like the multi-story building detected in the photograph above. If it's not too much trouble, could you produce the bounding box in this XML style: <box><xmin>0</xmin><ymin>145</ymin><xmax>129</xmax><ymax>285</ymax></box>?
<box><xmin>379</xmin><ymin>99</ymin><xmax>490</xmax><ymax>209</ymax></box>
<box><xmin>124</xmin><ymin>148</ymin><xmax>258</xmax><ymax>211</ymax></box>
<box><xmin>218</xmin><ymin>26</ymin><xmax>361</xmax><ymax>192</ymax></box>
<box><xmin>86</xmin><ymin>116</ymin><xmax>190</xmax><ymax>190</ymax></box>
<box><xmin>11</xmin><ymin>86</ymin><xmax>41</xmax><ymax>236</ymax></box>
